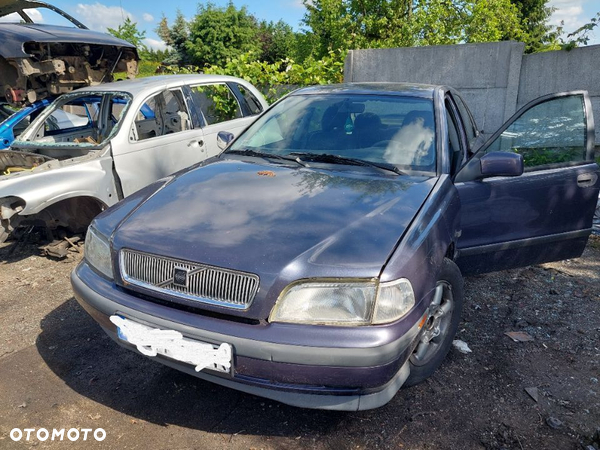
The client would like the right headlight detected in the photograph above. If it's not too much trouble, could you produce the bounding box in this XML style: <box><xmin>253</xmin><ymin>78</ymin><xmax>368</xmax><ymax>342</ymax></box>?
<box><xmin>84</xmin><ymin>225</ymin><xmax>113</xmax><ymax>279</ymax></box>
<box><xmin>269</xmin><ymin>278</ymin><xmax>415</xmax><ymax>326</ymax></box>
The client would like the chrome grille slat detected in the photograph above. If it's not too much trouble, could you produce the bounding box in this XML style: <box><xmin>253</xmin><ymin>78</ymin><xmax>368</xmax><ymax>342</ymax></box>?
<box><xmin>119</xmin><ymin>249</ymin><xmax>259</xmax><ymax>310</ymax></box>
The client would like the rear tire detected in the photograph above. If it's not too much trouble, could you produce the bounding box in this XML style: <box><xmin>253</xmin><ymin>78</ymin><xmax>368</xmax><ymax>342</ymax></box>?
<box><xmin>405</xmin><ymin>258</ymin><xmax>464</xmax><ymax>387</ymax></box>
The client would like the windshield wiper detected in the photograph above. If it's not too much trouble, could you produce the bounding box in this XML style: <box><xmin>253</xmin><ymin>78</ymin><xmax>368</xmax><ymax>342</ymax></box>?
<box><xmin>289</xmin><ymin>152</ymin><xmax>404</xmax><ymax>175</ymax></box>
<box><xmin>225</xmin><ymin>149</ymin><xmax>308</xmax><ymax>167</ymax></box>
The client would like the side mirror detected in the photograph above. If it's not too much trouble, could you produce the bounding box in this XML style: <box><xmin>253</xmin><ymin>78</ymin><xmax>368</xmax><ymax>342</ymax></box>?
<box><xmin>480</xmin><ymin>151</ymin><xmax>524</xmax><ymax>178</ymax></box>
<box><xmin>217</xmin><ymin>131</ymin><xmax>235</xmax><ymax>150</ymax></box>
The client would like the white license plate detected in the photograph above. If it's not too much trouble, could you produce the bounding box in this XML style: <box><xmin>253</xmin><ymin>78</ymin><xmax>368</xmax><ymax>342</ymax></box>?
<box><xmin>110</xmin><ymin>315</ymin><xmax>232</xmax><ymax>374</ymax></box>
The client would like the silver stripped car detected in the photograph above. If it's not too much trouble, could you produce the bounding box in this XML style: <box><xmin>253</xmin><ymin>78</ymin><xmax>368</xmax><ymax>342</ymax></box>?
<box><xmin>0</xmin><ymin>74</ymin><xmax>268</xmax><ymax>243</ymax></box>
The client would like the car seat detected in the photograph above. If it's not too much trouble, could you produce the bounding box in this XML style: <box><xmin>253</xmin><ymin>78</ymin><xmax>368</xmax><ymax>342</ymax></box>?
<box><xmin>353</xmin><ymin>112</ymin><xmax>383</xmax><ymax>148</ymax></box>
<box><xmin>307</xmin><ymin>104</ymin><xmax>350</xmax><ymax>151</ymax></box>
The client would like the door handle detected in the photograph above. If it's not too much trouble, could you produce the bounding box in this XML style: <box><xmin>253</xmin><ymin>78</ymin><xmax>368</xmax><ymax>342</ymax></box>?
<box><xmin>577</xmin><ymin>172</ymin><xmax>597</xmax><ymax>188</ymax></box>
<box><xmin>187</xmin><ymin>140</ymin><xmax>205</xmax><ymax>148</ymax></box>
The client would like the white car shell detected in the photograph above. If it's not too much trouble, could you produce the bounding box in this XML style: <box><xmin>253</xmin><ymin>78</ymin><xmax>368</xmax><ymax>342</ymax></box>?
<box><xmin>0</xmin><ymin>74</ymin><xmax>268</xmax><ymax>241</ymax></box>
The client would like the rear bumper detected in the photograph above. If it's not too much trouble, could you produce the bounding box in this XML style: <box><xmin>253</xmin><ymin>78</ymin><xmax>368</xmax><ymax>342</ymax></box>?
<box><xmin>71</xmin><ymin>262</ymin><xmax>422</xmax><ymax>411</ymax></box>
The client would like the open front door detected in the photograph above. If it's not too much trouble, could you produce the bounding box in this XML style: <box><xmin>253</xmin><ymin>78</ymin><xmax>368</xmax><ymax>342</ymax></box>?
<box><xmin>454</xmin><ymin>91</ymin><xmax>599</xmax><ymax>275</ymax></box>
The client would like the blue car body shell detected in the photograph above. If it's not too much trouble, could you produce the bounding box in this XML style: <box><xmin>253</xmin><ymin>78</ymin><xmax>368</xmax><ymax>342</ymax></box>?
<box><xmin>0</xmin><ymin>99</ymin><xmax>50</xmax><ymax>149</ymax></box>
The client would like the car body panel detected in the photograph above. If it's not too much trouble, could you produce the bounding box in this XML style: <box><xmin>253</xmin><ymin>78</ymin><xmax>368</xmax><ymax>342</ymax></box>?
<box><xmin>0</xmin><ymin>147</ymin><xmax>118</xmax><ymax>214</ymax></box>
<box><xmin>454</xmin><ymin>91</ymin><xmax>599</xmax><ymax>274</ymax></box>
<box><xmin>0</xmin><ymin>99</ymin><xmax>49</xmax><ymax>148</ymax></box>
<box><xmin>111</xmin><ymin>157</ymin><xmax>437</xmax><ymax>320</ymax></box>
<box><xmin>0</xmin><ymin>23</ymin><xmax>136</xmax><ymax>58</ymax></box>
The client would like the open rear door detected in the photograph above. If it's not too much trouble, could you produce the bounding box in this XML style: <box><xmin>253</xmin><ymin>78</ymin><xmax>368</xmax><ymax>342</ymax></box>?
<box><xmin>454</xmin><ymin>91</ymin><xmax>599</xmax><ymax>274</ymax></box>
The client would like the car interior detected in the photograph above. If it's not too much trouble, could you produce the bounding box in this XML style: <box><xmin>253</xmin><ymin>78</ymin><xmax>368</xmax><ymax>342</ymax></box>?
<box><xmin>133</xmin><ymin>89</ymin><xmax>191</xmax><ymax>141</ymax></box>
<box><xmin>15</xmin><ymin>93</ymin><xmax>131</xmax><ymax>160</ymax></box>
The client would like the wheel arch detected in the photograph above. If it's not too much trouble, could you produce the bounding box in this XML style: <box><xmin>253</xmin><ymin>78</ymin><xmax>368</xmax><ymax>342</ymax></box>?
<box><xmin>21</xmin><ymin>195</ymin><xmax>107</xmax><ymax>233</ymax></box>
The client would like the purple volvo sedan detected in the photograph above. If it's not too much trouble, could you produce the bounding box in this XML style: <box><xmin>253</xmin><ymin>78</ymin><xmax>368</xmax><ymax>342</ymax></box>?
<box><xmin>71</xmin><ymin>83</ymin><xmax>600</xmax><ymax>410</ymax></box>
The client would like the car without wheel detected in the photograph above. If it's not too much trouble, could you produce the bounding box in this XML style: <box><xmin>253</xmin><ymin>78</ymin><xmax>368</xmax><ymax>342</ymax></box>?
<box><xmin>0</xmin><ymin>0</ymin><xmax>139</xmax><ymax>106</ymax></box>
<box><xmin>71</xmin><ymin>83</ymin><xmax>599</xmax><ymax>411</ymax></box>
<box><xmin>0</xmin><ymin>74</ymin><xmax>268</xmax><ymax>243</ymax></box>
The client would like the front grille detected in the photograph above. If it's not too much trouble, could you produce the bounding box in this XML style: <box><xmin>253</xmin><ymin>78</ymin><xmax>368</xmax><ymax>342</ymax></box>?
<box><xmin>119</xmin><ymin>249</ymin><xmax>259</xmax><ymax>309</ymax></box>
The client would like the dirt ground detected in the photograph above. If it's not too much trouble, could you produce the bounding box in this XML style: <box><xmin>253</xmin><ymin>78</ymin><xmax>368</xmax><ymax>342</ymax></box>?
<box><xmin>0</xmin><ymin>235</ymin><xmax>599</xmax><ymax>450</ymax></box>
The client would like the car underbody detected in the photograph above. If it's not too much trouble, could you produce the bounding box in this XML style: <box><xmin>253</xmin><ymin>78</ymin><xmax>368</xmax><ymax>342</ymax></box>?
<box><xmin>0</xmin><ymin>0</ymin><xmax>139</xmax><ymax>106</ymax></box>
<box><xmin>1</xmin><ymin>43</ymin><xmax>137</xmax><ymax>106</ymax></box>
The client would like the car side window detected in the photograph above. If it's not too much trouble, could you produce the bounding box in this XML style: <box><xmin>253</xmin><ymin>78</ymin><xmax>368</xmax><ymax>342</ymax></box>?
<box><xmin>236</xmin><ymin>84</ymin><xmax>263</xmax><ymax>116</ymax></box>
<box><xmin>133</xmin><ymin>89</ymin><xmax>191</xmax><ymax>141</ymax></box>
<box><xmin>484</xmin><ymin>95</ymin><xmax>588</xmax><ymax>170</ymax></box>
<box><xmin>190</xmin><ymin>83</ymin><xmax>242</xmax><ymax>125</ymax></box>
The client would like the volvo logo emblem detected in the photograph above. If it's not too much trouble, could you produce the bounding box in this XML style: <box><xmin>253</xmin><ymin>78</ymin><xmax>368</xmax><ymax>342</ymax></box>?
<box><xmin>173</xmin><ymin>267</ymin><xmax>189</xmax><ymax>288</ymax></box>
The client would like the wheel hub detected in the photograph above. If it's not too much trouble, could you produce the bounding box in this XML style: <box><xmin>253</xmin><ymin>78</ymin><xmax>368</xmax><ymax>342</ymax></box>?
<box><xmin>410</xmin><ymin>282</ymin><xmax>454</xmax><ymax>365</ymax></box>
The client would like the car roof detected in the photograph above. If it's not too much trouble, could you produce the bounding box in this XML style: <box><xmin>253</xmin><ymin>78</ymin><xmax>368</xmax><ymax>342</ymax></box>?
<box><xmin>74</xmin><ymin>75</ymin><xmax>250</xmax><ymax>97</ymax></box>
<box><xmin>292</xmin><ymin>83</ymin><xmax>438</xmax><ymax>99</ymax></box>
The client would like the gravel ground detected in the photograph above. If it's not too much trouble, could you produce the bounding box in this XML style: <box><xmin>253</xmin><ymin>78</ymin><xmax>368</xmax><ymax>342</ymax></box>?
<box><xmin>0</xmin><ymin>235</ymin><xmax>599</xmax><ymax>450</ymax></box>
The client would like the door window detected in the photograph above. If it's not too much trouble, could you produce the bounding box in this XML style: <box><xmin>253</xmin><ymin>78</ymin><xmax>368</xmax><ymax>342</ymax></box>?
<box><xmin>236</xmin><ymin>84</ymin><xmax>264</xmax><ymax>115</ymax></box>
<box><xmin>484</xmin><ymin>95</ymin><xmax>588</xmax><ymax>170</ymax></box>
<box><xmin>133</xmin><ymin>89</ymin><xmax>191</xmax><ymax>141</ymax></box>
<box><xmin>190</xmin><ymin>83</ymin><xmax>242</xmax><ymax>125</ymax></box>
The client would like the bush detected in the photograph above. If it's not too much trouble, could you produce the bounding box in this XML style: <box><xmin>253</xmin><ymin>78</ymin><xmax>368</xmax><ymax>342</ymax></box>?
<box><xmin>161</xmin><ymin>50</ymin><xmax>345</xmax><ymax>102</ymax></box>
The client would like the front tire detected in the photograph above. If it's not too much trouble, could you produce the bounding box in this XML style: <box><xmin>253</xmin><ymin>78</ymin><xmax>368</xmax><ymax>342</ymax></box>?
<box><xmin>405</xmin><ymin>258</ymin><xmax>464</xmax><ymax>387</ymax></box>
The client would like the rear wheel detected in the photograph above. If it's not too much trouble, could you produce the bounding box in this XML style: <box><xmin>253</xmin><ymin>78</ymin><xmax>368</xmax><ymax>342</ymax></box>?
<box><xmin>405</xmin><ymin>258</ymin><xmax>464</xmax><ymax>387</ymax></box>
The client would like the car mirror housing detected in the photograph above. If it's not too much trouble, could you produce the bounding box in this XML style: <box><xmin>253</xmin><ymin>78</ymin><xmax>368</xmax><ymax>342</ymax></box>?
<box><xmin>480</xmin><ymin>152</ymin><xmax>524</xmax><ymax>178</ymax></box>
<box><xmin>217</xmin><ymin>131</ymin><xmax>235</xmax><ymax>150</ymax></box>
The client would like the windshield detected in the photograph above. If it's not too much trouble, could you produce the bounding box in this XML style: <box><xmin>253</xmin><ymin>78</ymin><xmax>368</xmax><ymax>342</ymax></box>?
<box><xmin>229</xmin><ymin>94</ymin><xmax>437</xmax><ymax>175</ymax></box>
<box><xmin>14</xmin><ymin>91</ymin><xmax>131</xmax><ymax>149</ymax></box>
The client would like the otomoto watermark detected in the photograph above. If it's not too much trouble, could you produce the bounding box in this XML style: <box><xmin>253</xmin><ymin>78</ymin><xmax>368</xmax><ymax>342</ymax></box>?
<box><xmin>9</xmin><ymin>428</ymin><xmax>106</xmax><ymax>442</ymax></box>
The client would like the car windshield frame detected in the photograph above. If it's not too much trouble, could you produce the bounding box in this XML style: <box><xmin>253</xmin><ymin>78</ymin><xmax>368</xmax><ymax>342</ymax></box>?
<box><xmin>226</xmin><ymin>92</ymin><xmax>438</xmax><ymax>177</ymax></box>
<box><xmin>0</xmin><ymin>2</ymin><xmax>86</xmax><ymax>28</ymax></box>
<box><xmin>12</xmin><ymin>90</ymin><xmax>133</xmax><ymax>150</ymax></box>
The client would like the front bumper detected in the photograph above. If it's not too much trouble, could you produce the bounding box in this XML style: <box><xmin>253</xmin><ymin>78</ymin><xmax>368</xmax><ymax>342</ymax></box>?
<box><xmin>71</xmin><ymin>262</ymin><xmax>423</xmax><ymax>411</ymax></box>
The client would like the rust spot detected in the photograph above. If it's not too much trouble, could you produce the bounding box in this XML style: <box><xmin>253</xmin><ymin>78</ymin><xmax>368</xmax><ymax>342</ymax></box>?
<box><xmin>257</xmin><ymin>170</ymin><xmax>276</xmax><ymax>177</ymax></box>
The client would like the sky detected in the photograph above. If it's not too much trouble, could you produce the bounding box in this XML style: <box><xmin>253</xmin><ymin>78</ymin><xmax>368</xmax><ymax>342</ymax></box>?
<box><xmin>7</xmin><ymin>0</ymin><xmax>600</xmax><ymax>50</ymax></box>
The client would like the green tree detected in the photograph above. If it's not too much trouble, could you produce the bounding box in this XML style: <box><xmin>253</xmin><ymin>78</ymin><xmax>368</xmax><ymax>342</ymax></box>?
<box><xmin>302</xmin><ymin>0</ymin><xmax>414</xmax><ymax>57</ymax></box>
<box><xmin>257</xmin><ymin>20</ymin><xmax>297</xmax><ymax>63</ymax></box>
<box><xmin>107</xmin><ymin>17</ymin><xmax>147</xmax><ymax>52</ymax></box>
<box><xmin>302</xmin><ymin>0</ymin><xmax>524</xmax><ymax>57</ymax></box>
<box><xmin>186</xmin><ymin>2</ymin><xmax>260</xmax><ymax>67</ymax></box>
<box><xmin>157</xmin><ymin>10</ymin><xmax>189</xmax><ymax>65</ymax></box>
<box><xmin>140</xmin><ymin>48</ymin><xmax>170</xmax><ymax>63</ymax></box>
<box><xmin>509</xmin><ymin>0</ymin><xmax>555</xmax><ymax>52</ymax></box>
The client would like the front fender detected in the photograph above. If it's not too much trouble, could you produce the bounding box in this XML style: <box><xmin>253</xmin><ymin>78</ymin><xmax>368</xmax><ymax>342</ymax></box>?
<box><xmin>0</xmin><ymin>155</ymin><xmax>119</xmax><ymax>216</ymax></box>
<box><xmin>381</xmin><ymin>175</ymin><xmax>461</xmax><ymax>309</ymax></box>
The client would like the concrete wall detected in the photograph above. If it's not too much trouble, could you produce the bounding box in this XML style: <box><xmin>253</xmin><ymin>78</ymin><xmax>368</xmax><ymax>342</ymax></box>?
<box><xmin>344</xmin><ymin>42</ymin><xmax>600</xmax><ymax>144</ymax></box>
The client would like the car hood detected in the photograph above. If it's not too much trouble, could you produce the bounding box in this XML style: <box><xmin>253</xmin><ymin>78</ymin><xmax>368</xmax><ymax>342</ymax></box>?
<box><xmin>0</xmin><ymin>23</ymin><xmax>136</xmax><ymax>58</ymax></box>
<box><xmin>111</xmin><ymin>158</ymin><xmax>437</xmax><ymax>318</ymax></box>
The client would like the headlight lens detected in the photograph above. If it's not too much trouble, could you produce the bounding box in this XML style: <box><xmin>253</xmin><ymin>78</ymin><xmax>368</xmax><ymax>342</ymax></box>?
<box><xmin>269</xmin><ymin>280</ymin><xmax>377</xmax><ymax>325</ymax></box>
<box><xmin>84</xmin><ymin>225</ymin><xmax>113</xmax><ymax>279</ymax></box>
<box><xmin>372</xmin><ymin>279</ymin><xmax>415</xmax><ymax>324</ymax></box>
<box><xmin>269</xmin><ymin>278</ymin><xmax>415</xmax><ymax>326</ymax></box>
